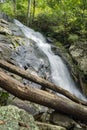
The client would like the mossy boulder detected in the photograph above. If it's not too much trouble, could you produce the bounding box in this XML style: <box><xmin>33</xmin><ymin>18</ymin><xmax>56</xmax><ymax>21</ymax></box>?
<box><xmin>69</xmin><ymin>41</ymin><xmax>87</xmax><ymax>95</ymax></box>
<box><xmin>0</xmin><ymin>105</ymin><xmax>39</xmax><ymax>130</ymax></box>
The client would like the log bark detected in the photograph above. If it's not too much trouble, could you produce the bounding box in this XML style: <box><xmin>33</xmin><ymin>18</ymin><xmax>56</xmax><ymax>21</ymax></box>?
<box><xmin>36</xmin><ymin>121</ymin><xmax>66</xmax><ymax>130</ymax></box>
<box><xmin>0</xmin><ymin>60</ymin><xmax>87</xmax><ymax>106</ymax></box>
<box><xmin>0</xmin><ymin>71</ymin><xmax>87</xmax><ymax>123</ymax></box>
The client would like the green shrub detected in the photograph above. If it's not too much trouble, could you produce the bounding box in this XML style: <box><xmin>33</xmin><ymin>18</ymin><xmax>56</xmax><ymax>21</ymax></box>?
<box><xmin>68</xmin><ymin>34</ymin><xmax>79</xmax><ymax>43</ymax></box>
<box><xmin>0</xmin><ymin>90</ymin><xmax>9</xmax><ymax>106</ymax></box>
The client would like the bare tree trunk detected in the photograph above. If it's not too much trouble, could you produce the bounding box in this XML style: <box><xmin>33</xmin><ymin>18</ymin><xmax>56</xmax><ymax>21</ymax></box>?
<box><xmin>0</xmin><ymin>60</ymin><xmax>87</xmax><ymax>106</ymax></box>
<box><xmin>27</xmin><ymin>0</ymin><xmax>31</xmax><ymax>26</ymax></box>
<box><xmin>32</xmin><ymin>0</ymin><xmax>35</xmax><ymax>22</ymax></box>
<box><xmin>0</xmin><ymin>71</ymin><xmax>87</xmax><ymax>123</ymax></box>
<box><xmin>12</xmin><ymin>0</ymin><xmax>16</xmax><ymax>16</ymax></box>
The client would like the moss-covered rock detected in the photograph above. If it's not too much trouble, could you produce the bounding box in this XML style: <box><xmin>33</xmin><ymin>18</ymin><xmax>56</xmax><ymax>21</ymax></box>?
<box><xmin>0</xmin><ymin>105</ymin><xmax>39</xmax><ymax>130</ymax></box>
<box><xmin>69</xmin><ymin>42</ymin><xmax>87</xmax><ymax>75</ymax></box>
<box><xmin>0</xmin><ymin>19</ymin><xmax>12</xmax><ymax>35</ymax></box>
<box><xmin>69</xmin><ymin>41</ymin><xmax>87</xmax><ymax>95</ymax></box>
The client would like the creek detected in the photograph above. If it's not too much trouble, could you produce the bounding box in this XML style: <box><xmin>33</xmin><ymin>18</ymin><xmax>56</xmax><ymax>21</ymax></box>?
<box><xmin>14</xmin><ymin>19</ymin><xmax>86</xmax><ymax>100</ymax></box>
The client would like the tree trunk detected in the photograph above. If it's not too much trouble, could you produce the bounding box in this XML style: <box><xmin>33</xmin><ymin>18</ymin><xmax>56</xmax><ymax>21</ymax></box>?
<box><xmin>12</xmin><ymin>0</ymin><xmax>16</xmax><ymax>16</ymax></box>
<box><xmin>0</xmin><ymin>60</ymin><xmax>86</xmax><ymax>106</ymax></box>
<box><xmin>0</xmin><ymin>71</ymin><xmax>87</xmax><ymax>123</ymax></box>
<box><xmin>32</xmin><ymin>0</ymin><xmax>35</xmax><ymax>22</ymax></box>
<box><xmin>27</xmin><ymin>0</ymin><xmax>31</xmax><ymax>26</ymax></box>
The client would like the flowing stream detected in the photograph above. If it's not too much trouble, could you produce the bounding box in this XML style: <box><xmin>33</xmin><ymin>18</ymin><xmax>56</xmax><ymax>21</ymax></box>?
<box><xmin>14</xmin><ymin>19</ymin><xmax>86</xmax><ymax>100</ymax></box>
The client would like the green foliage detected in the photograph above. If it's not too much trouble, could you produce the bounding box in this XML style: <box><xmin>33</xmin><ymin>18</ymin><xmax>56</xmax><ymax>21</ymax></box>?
<box><xmin>0</xmin><ymin>0</ymin><xmax>87</xmax><ymax>44</ymax></box>
<box><xmin>0</xmin><ymin>90</ymin><xmax>9</xmax><ymax>106</ymax></box>
<box><xmin>68</xmin><ymin>34</ymin><xmax>79</xmax><ymax>43</ymax></box>
<box><xmin>0</xmin><ymin>1</ymin><xmax>14</xmax><ymax>16</ymax></box>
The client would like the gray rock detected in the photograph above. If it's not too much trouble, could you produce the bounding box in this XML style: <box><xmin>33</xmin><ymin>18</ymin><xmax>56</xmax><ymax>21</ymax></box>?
<box><xmin>0</xmin><ymin>19</ymin><xmax>12</xmax><ymax>35</ymax></box>
<box><xmin>69</xmin><ymin>42</ymin><xmax>87</xmax><ymax>75</ymax></box>
<box><xmin>0</xmin><ymin>12</ymin><xmax>13</xmax><ymax>22</ymax></box>
<box><xmin>9</xmin><ymin>22</ymin><xmax>24</xmax><ymax>36</ymax></box>
<box><xmin>0</xmin><ymin>42</ymin><xmax>12</xmax><ymax>60</ymax></box>
<box><xmin>10</xmin><ymin>97</ymin><xmax>48</xmax><ymax>116</ymax></box>
<box><xmin>69</xmin><ymin>41</ymin><xmax>87</xmax><ymax>95</ymax></box>
<box><xmin>0</xmin><ymin>105</ymin><xmax>39</xmax><ymax>130</ymax></box>
<box><xmin>11</xmin><ymin>40</ymin><xmax>50</xmax><ymax>83</ymax></box>
<box><xmin>50</xmin><ymin>112</ymin><xmax>76</xmax><ymax>129</ymax></box>
<box><xmin>0</xmin><ymin>18</ymin><xmax>8</xmax><ymax>25</ymax></box>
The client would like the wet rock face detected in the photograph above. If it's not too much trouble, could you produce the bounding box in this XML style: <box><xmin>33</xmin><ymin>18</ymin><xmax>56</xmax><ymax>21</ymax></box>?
<box><xmin>69</xmin><ymin>42</ymin><xmax>87</xmax><ymax>95</ymax></box>
<box><xmin>10</xmin><ymin>38</ymin><xmax>50</xmax><ymax>87</ymax></box>
<box><xmin>0</xmin><ymin>105</ymin><xmax>39</xmax><ymax>130</ymax></box>
<box><xmin>69</xmin><ymin>42</ymin><xmax>87</xmax><ymax>75</ymax></box>
<box><xmin>0</xmin><ymin>19</ymin><xmax>12</xmax><ymax>60</ymax></box>
<box><xmin>0</xmin><ymin>12</ymin><xmax>13</xmax><ymax>22</ymax></box>
<box><xmin>0</xmin><ymin>18</ymin><xmax>50</xmax><ymax>86</ymax></box>
<box><xmin>12</xmin><ymin>40</ymin><xmax>50</xmax><ymax>78</ymax></box>
<box><xmin>0</xmin><ymin>18</ymin><xmax>50</xmax><ymax>114</ymax></box>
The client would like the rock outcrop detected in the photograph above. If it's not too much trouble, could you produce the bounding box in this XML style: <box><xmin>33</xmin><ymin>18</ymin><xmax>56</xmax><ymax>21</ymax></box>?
<box><xmin>69</xmin><ymin>41</ymin><xmax>87</xmax><ymax>95</ymax></box>
<box><xmin>69</xmin><ymin>42</ymin><xmax>87</xmax><ymax>75</ymax></box>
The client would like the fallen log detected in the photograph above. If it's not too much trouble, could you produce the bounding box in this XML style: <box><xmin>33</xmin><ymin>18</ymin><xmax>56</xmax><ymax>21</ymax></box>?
<box><xmin>0</xmin><ymin>60</ymin><xmax>87</xmax><ymax>106</ymax></box>
<box><xmin>36</xmin><ymin>121</ymin><xmax>66</xmax><ymax>130</ymax></box>
<box><xmin>0</xmin><ymin>71</ymin><xmax>87</xmax><ymax>123</ymax></box>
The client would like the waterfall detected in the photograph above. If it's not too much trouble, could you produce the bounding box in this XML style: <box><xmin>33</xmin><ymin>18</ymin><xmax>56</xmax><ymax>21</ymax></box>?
<box><xmin>14</xmin><ymin>19</ymin><xmax>86</xmax><ymax>100</ymax></box>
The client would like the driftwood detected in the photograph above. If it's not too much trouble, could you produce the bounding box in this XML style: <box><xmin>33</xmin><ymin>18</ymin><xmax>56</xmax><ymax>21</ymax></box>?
<box><xmin>36</xmin><ymin>121</ymin><xmax>66</xmax><ymax>130</ymax></box>
<box><xmin>0</xmin><ymin>60</ymin><xmax>87</xmax><ymax>106</ymax></box>
<box><xmin>0</xmin><ymin>71</ymin><xmax>87</xmax><ymax>123</ymax></box>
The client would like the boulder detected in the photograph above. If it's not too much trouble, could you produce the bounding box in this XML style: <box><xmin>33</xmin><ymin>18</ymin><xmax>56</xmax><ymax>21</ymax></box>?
<box><xmin>69</xmin><ymin>42</ymin><xmax>87</xmax><ymax>75</ymax></box>
<box><xmin>50</xmin><ymin>111</ymin><xmax>76</xmax><ymax>129</ymax></box>
<box><xmin>0</xmin><ymin>105</ymin><xmax>39</xmax><ymax>130</ymax></box>
<box><xmin>0</xmin><ymin>19</ymin><xmax>12</xmax><ymax>35</ymax></box>
<box><xmin>69</xmin><ymin>41</ymin><xmax>87</xmax><ymax>95</ymax></box>
<box><xmin>0</xmin><ymin>12</ymin><xmax>13</xmax><ymax>22</ymax></box>
<box><xmin>50</xmin><ymin>112</ymin><xmax>87</xmax><ymax>129</ymax></box>
<box><xmin>10</xmin><ymin>97</ymin><xmax>48</xmax><ymax>115</ymax></box>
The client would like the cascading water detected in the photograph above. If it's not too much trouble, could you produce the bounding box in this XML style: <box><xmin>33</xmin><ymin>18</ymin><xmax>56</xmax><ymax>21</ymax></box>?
<box><xmin>14</xmin><ymin>19</ymin><xmax>86</xmax><ymax>100</ymax></box>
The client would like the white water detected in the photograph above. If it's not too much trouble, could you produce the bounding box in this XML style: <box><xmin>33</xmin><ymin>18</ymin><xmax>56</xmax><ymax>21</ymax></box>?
<box><xmin>14</xmin><ymin>19</ymin><xmax>86</xmax><ymax>100</ymax></box>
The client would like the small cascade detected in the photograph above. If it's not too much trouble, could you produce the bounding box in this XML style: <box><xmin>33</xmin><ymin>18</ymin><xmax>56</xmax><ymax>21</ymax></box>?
<box><xmin>14</xmin><ymin>19</ymin><xmax>86</xmax><ymax>100</ymax></box>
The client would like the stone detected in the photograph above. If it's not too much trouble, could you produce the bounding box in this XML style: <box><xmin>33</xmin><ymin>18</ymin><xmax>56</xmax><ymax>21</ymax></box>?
<box><xmin>69</xmin><ymin>42</ymin><xmax>87</xmax><ymax>75</ymax></box>
<box><xmin>0</xmin><ymin>18</ymin><xmax>8</xmax><ymax>25</ymax></box>
<box><xmin>9</xmin><ymin>22</ymin><xmax>24</xmax><ymax>36</ymax></box>
<box><xmin>0</xmin><ymin>105</ymin><xmax>39</xmax><ymax>130</ymax></box>
<box><xmin>10</xmin><ymin>97</ymin><xmax>48</xmax><ymax>115</ymax></box>
<box><xmin>0</xmin><ymin>42</ymin><xmax>12</xmax><ymax>60</ymax></box>
<box><xmin>0</xmin><ymin>12</ymin><xmax>13</xmax><ymax>22</ymax></box>
<box><xmin>69</xmin><ymin>41</ymin><xmax>87</xmax><ymax>95</ymax></box>
<box><xmin>50</xmin><ymin>111</ymin><xmax>76</xmax><ymax>129</ymax></box>
<box><xmin>0</xmin><ymin>19</ymin><xmax>12</xmax><ymax>35</ymax></box>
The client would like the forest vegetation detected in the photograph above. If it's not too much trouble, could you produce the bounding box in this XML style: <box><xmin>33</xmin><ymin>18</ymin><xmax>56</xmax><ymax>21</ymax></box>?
<box><xmin>0</xmin><ymin>0</ymin><xmax>87</xmax><ymax>46</ymax></box>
